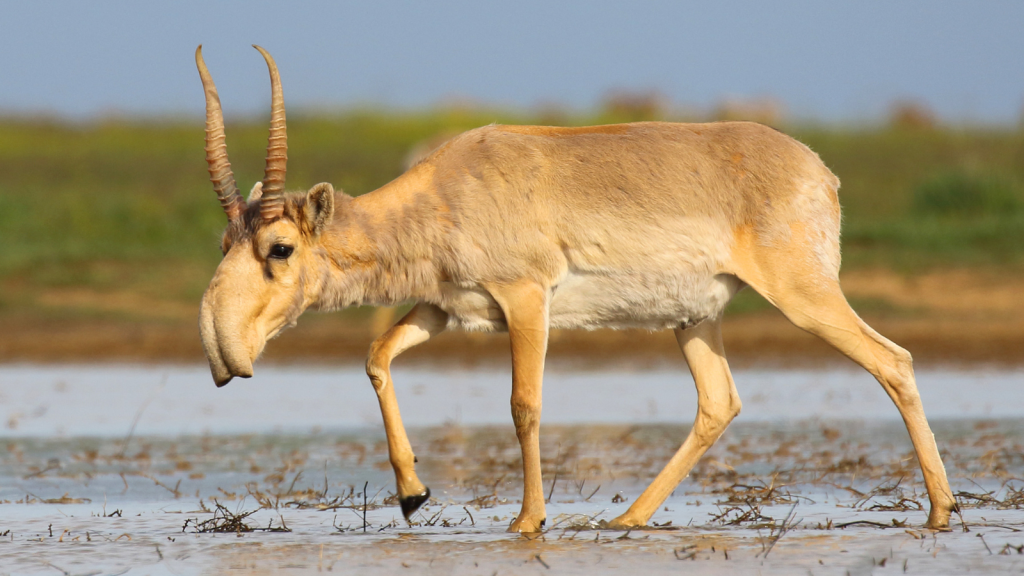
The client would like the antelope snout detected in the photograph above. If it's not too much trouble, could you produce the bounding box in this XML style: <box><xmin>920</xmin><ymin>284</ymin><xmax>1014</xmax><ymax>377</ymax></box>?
<box><xmin>214</xmin><ymin>355</ymin><xmax>253</xmax><ymax>387</ymax></box>
<box><xmin>204</xmin><ymin>327</ymin><xmax>257</xmax><ymax>387</ymax></box>
<box><xmin>202</xmin><ymin>328</ymin><xmax>256</xmax><ymax>387</ymax></box>
<box><xmin>200</xmin><ymin>293</ymin><xmax>257</xmax><ymax>387</ymax></box>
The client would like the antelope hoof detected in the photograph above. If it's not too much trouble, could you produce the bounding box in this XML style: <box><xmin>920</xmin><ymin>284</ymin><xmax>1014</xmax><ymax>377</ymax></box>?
<box><xmin>925</xmin><ymin>516</ymin><xmax>953</xmax><ymax>532</ymax></box>
<box><xmin>604</xmin><ymin>514</ymin><xmax>645</xmax><ymax>530</ymax></box>
<box><xmin>507</xmin><ymin>515</ymin><xmax>546</xmax><ymax>533</ymax></box>
<box><xmin>400</xmin><ymin>487</ymin><xmax>431</xmax><ymax>520</ymax></box>
<box><xmin>925</xmin><ymin>503</ymin><xmax>955</xmax><ymax>532</ymax></box>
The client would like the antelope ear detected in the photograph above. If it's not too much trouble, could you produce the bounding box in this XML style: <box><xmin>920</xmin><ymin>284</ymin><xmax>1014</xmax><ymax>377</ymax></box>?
<box><xmin>248</xmin><ymin>182</ymin><xmax>263</xmax><ymax>202</ymax></box>
<box><xmin>305</xmin><ymin>182</ymin><xmax>335</xmax><ymax>237</ymax></box>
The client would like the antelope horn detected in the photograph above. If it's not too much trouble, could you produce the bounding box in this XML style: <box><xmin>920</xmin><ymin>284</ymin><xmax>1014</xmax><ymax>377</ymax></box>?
<box><xmin>253</xmin><ymin>45</ymin><xmax>288</xmax><ymax>221</ymax></box>
<box><xmin>195</xmin><ymin>45</ymin><xmax>246</xmax><ymax>221</ymax></box>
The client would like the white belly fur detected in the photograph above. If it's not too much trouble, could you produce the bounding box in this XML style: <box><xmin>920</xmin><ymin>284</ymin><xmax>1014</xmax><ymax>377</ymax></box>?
<box><xmin>436</xmin><ymin>271</ymin><xmax>743</xmax><ymax>333</ymax></box>
<box><xmin>549</xmin><ymin>270</ymin><xmax>741</xmax><ymax>330</ymax></box>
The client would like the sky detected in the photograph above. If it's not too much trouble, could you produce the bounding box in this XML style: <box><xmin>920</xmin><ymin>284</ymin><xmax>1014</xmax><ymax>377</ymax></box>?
<box><xmin>2</xmin><ymin>1</ymin><xmax>1023</xmax><ymax>123</ymax></box>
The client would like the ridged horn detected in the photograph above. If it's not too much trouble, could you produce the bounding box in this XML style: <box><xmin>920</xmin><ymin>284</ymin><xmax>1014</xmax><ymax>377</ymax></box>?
<box><xmin>253</xmin><ymin>45</ymin><xmax>288</xmax><ymax>221</ymax></box>
<box><xmin>195</xmin><ymin>45</ymin><xmax>246</xmax><ymax>221</ymax></box>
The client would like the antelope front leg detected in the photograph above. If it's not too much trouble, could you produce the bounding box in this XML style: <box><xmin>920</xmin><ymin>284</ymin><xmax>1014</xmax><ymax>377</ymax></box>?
<box><xmin>488</xmin><ymin>281</ymin><xmax>550</xmax><ymax>533</ymax></box>
<box><xmin>365</xmin><ymin>303</ymin><xmax>448</xmax><ymax>520</ymax></box>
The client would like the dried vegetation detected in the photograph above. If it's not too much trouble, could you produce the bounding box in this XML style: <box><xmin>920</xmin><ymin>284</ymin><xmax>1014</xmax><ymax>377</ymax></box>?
<box><xmin>4</xmin><ymin>418</ymin><xmax>1024</xmax><ymax>537</ymax></box>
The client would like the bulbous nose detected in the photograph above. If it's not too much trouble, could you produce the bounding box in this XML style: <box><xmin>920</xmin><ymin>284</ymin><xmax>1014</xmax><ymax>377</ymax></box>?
<box><xmin>224</xmin><ymin>358</ymin><xmax>254</xmax><ymax>382</ymax></box>
<box><xmin>200</xmin><ymin>284</ymin><xmax>256</xmax><ymax>387</ymax></box>
<box><xmin>214</xmin><ymin>372</ymin><xmax>233</xmax><ymax>388</ymax></box>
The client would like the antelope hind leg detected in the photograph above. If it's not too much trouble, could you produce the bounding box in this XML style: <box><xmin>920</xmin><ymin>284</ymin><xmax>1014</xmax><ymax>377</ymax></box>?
<box><xmin>365</xmin><ymin>303</ymin><xmax>448</xmax><ymax>520</ymax></box>
<box><xmin>764</xmin><ymin>281</ymin><xmax>957</xmax><ymax>529</ymax></box>
<box><xmin>607</xmin><ymin>317</ymin><xmax>741</xmax><ymax>528</ymax></box>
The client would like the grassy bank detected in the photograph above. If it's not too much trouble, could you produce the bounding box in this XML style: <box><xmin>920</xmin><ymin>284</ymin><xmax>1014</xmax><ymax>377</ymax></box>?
<box><xmin>1</xmin><ymin>112</ymin><xmax>1023</xmax><ymax>330</ymax></box>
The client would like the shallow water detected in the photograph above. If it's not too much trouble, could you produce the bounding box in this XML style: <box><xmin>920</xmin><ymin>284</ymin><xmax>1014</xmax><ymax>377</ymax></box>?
<box><xmin>1</xmin><ymin>364</ymin><xmax>1024</xmax><ymax>575</ymax></box>
<box><xmin>1</xmin><ymin>364</ymin><xmax>1021</xmax><ymax>436</ymax></box>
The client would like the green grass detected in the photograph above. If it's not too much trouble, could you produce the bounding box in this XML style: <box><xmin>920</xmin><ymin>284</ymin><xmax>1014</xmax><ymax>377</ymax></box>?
<box><xmin>724</xmin><ymin>289</ymin><xmax>773</xmax><ymax>315</ymax></box>
<box><xmin>793</xmin><ymin>126</ymin><xmax>1024</xmax><ymax>269</ymax></box>
<box><xmin>1</xmin><ymin>112</ymin><xmax>1023</xmax><ymax>320</ymax></box>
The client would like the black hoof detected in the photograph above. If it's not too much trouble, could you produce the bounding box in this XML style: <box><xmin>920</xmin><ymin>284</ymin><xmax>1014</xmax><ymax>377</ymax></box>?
<box><xmin>400</xmin><ymin>487</ymin><xmax>431</xmax><ymax>520</ymax></box>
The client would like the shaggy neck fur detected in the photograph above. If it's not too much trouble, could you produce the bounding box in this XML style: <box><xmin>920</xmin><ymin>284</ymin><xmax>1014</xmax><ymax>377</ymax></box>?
<box><xmin>314</xmin><ymin>187</ymin><xmax>450</xmax><ymax>310</ymax></box>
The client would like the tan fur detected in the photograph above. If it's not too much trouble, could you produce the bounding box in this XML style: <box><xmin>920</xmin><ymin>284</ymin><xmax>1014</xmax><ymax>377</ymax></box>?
<box><xmin>200</xmin><ymin>120</ymin><xmax>955</xmax><ymax>533</ymax></box>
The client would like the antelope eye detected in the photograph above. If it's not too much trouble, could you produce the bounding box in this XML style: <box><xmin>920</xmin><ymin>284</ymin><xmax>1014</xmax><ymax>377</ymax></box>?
<box><xmin>269</xmin><ymin>244</ymin><xmax>294</xmax><ymax>259</ymax></box>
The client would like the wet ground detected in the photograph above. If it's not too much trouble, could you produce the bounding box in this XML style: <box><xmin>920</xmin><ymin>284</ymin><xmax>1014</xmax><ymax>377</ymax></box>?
<box><xmin>1</xmin><ymin>364</ymin><xmax>1023</xmax><ymax>575</ymax></box>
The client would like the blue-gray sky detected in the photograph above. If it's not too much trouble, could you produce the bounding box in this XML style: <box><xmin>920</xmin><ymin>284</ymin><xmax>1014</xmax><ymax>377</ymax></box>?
<box><xmin>3</xmin><ymin>1</ymin><xmax>1022</xmax><ymax>123</ymax></box>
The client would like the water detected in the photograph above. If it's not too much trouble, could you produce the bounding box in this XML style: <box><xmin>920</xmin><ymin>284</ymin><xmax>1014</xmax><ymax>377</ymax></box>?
<box><xmin>0</xmin><ymin>364</ymin><xmax>1023</xmax><ymax>575</ymax></box>
<box><xmin>1</xmin><ymin>364</ymin><xmax>1021</xmax><ymax>436</ymax></box>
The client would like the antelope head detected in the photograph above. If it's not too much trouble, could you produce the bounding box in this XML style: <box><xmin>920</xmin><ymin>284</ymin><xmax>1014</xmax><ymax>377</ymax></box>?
<box><xmin>196</xmin><ymin>46</ymin><xmax>336</xmax><ymax>386</ymax></box>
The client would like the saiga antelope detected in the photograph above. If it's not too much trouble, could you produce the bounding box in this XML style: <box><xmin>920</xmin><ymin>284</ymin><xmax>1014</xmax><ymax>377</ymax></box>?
<box><xmin>195</xmin><ymin>46</ymin><xmax>957</xmax><ymax>533</ymax></box>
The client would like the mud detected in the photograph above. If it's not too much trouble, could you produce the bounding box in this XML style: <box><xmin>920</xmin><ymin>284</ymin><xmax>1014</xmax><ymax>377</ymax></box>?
<box><xmin>3</xmin><ymin>312</ymin><xmax>1024</xmax><ymax>368</ymax></box>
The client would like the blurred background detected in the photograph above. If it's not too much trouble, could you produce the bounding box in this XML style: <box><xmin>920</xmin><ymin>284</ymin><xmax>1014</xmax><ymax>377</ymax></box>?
<box><xmin>1</xmin><ymin>0</ymin><xmax>1023</xmax><ymax>367</ymax></box>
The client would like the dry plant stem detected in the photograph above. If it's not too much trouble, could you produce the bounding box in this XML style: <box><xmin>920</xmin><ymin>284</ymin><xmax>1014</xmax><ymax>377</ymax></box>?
<box><xmin>835</xmin><ymin>519</ymin><xmax>906</xmax><ymax>529</ymax></box>
<box><xmin>488</xmin><ymin>280</ymin><xmax>550</xmax><ymax>533</ymax></box>
<box><xmin>117</xmin><ymin>376</ymin><xmax>165</xmax><ymax>459</ymax></box>
<box><xmin>362</xmin><ymin>481</ymin><xmax>368</xmax><ymax>533</ymax></box>
<box><xmin>609</xmin><ymin>316</ymin><xmax>740</xmax><ymax>528</ymax></box>
<box><xmin>184</xmin><ymin>500</ymin><xmax>291</xmax><ymax>534</ymax></box>
<box><xmin>758</xmin><ymin>504</ymin><xmax>801</xmax><ymax>558</ymax></box>
<box><xmin>366</xmin><ymin>304</ymin><xmax>447</xmax><ymax>514</ymax></box>
<box><xmin>547</xmin><ymin>446</ymin><xmax>561</xmax><ymax>503</ymax></box>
